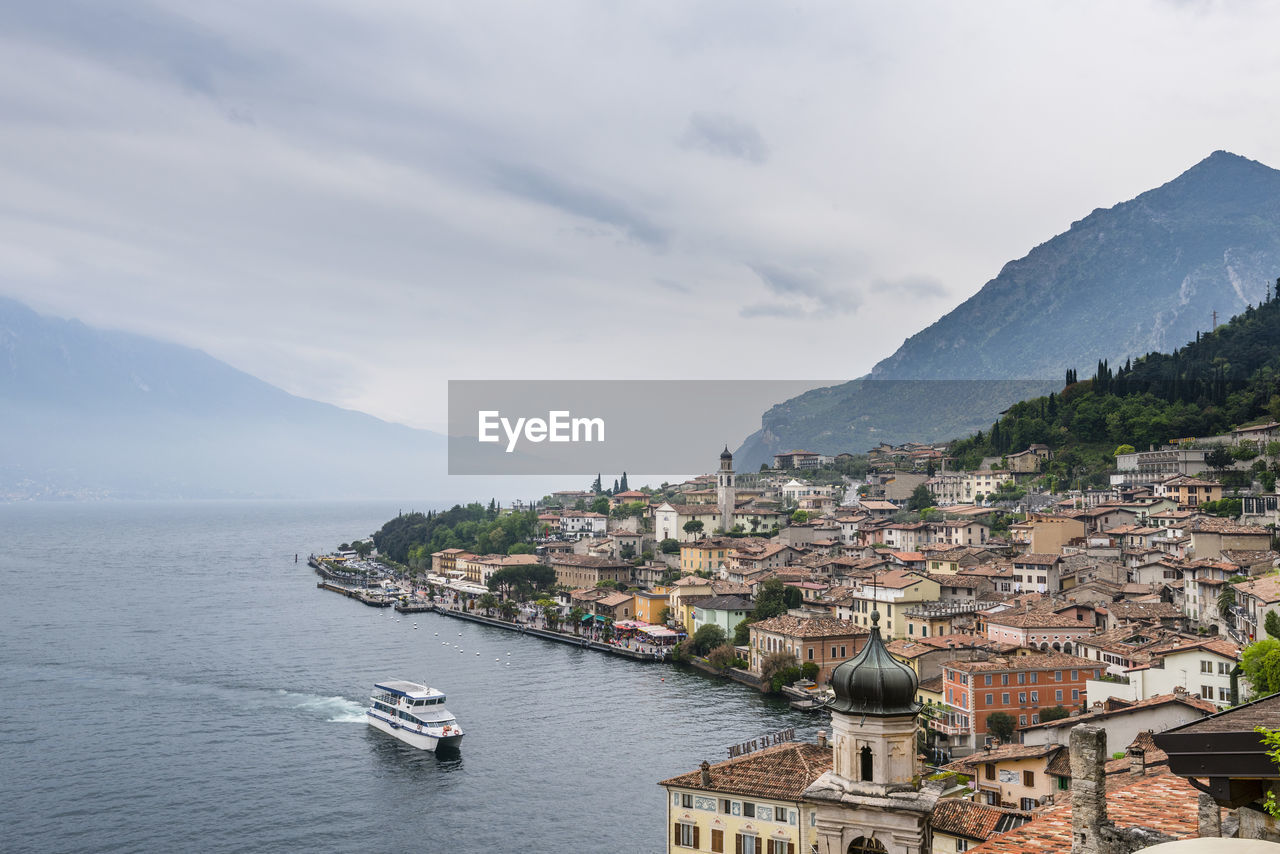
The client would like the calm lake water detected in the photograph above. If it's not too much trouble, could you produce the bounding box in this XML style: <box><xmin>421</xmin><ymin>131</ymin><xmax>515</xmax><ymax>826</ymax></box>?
<box><xmin>0</xmin><ymin>500</ymin><xmax>819</xmax><ymax>854</ymax></box>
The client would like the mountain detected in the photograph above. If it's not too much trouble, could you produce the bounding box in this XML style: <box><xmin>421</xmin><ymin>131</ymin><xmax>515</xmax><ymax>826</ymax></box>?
<box><xmin>0</xmin><ymin>296</ymin><xmax>447</xmax><ymax>500</ymax></box>
<box><xmin>737</xmin><ymin>151</ymin><xmax>1280</xmax><ymax>467</ymax></box>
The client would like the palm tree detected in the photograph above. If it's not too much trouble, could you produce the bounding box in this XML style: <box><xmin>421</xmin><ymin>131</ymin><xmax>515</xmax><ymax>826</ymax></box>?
<box><xmin>543</xmin><ymin>602</ymin><xmax>561</xmax><ymax>631</ymax></box>
<box><xmin>478</xmin><ymin>592</ymin><xmax>498</xmax><ymax>616</ymax></box>
<box><xmin>568</xmin><ymin>606</ymin><xmax>586</xmax><ymax>635</ymax></box>
<box><xmin>498</xmin><ymin>600</ymin><xmax>519</xmax><ymax>622</ymax></box>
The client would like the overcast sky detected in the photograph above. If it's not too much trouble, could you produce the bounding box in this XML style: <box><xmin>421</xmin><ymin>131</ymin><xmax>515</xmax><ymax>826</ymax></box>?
<box><xmin>3</xmin><ymin>1</ymin><xmax>1280</xmax><ymax>432</ymax></box>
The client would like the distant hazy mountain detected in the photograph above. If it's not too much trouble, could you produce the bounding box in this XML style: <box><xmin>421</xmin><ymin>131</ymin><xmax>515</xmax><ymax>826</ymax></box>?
<box><xmin>0</xmin><ymin>296</ymin><xmax>446</xmax><ymax>500</ymax></box>
<box><xmin>737</xmin><ymin>151</ymin><xmax>1280</xmax><ymax>468</ymax></box>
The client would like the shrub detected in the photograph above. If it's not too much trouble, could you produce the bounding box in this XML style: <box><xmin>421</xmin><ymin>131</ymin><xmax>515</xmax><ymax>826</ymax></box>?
<box><xmin>801</xmin><ymin>661</ymin><xmax>819</xmax><ymax>682</ymax></box>
<box><xmin>691</xmin><ymin>624</ymin><xmax>728</xmax><ymax>656</ymax></box>
<box><xmin>770</xmin><ymin>665</ymin><xmax>803</xmax><ymax>694</ymax></box>
<box><xmin>707</xmin><ymin>644</ymin><xmax>739</xmax><ymax>671</ymax></box>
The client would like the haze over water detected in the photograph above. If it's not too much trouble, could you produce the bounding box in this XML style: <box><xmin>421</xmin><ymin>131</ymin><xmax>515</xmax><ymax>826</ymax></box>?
<box><xmin>0</xmin><ymin>500</ymin><xmax>817</xmax><ymax>854</ymax></box>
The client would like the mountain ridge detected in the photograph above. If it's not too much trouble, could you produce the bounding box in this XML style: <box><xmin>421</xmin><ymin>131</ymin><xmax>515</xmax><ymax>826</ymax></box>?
<box><xmin>0</xmin><ymin>296</ymin><xmax>447</xmax><ymax>500</ymax></box>
<box><xmin>737</xmin><ymin>151</ymin><xmax>1280</xmax><ymax>467</ymax></box>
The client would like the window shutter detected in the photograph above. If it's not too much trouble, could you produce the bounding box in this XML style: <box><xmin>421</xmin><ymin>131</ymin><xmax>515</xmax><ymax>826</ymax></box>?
<box><xmin>694</xmin><ymin>826</ymin><xmax>701</xmax><ymax>849</ymax></box>
<box><xmin>736</xmin><ymin>832</ymin><xmax>744</xmax><ymax>854</ymax></box>
<box><xmin>788</xmin><ymin>843</ymin><xmax>795</xmax><ymax>854</ymax></box>
<box><xmin>712</xmin><ymin>829</ymin><xmax>724</xmax><ymax>853</ymax></box>
<box><xmin>675</xmin><ymin>823</ymin><xmax>681</xmax><ymax>846</ymax></box>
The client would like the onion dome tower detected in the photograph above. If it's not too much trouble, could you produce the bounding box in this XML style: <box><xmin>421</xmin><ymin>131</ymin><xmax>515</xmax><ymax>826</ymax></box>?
<box><xmin>823</xmin><ymin>608</ymin><xmax>921</xmax><ymax>796</ymax></box>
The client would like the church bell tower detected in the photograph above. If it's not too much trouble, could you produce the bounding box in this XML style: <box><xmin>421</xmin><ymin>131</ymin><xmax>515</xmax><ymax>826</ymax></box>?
<box><xmin>717</xmin><ymin>446</ymin><xmax>736</xmax><ymax>533</ymax></box>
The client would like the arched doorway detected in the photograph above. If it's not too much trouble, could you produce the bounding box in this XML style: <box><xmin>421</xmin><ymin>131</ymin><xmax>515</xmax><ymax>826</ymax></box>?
<box><xmin>848</xmin><ymin>836</ymin><xmax>888</xmax><ymax>854</ymax></box>
<box><xmin>1052</xmin><ymin>642</ymin><xmax>1061</xmax><ymax>652</ymax></box>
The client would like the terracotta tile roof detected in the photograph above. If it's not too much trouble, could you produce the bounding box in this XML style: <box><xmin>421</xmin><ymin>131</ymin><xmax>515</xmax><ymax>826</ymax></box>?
<box><xmin>658</xmin><ymin>741</ymin><xmax>833</xmax><ymax>800</ymax></box>
<box><xmin>1234</xmin><ymin>574</ymin><xmax>1280</xmax><ymax>604</ymax></box>
<box><xmin>930</xmin><ymin>799</ymin><xmax>1031</xmax><ymax>842</ymax></box>
<box><xmin>551</xmin><ymin>554</ymin><xmax>631</xmax><ymax>568</ymax></box>
<box><xmin>1170</xmin><ymin>691</ymin><xmax>1280</xmax><ymax>734</ymax></box>
<box><xmin>1013</xmin><ymin>553</ymin><xmax>1063</xmax><ymax>565</ymax></box>
<box><xmin>985</xmin><ymin>608</ymin><xmax>1086</xmax><ymax>629</ymax></box>
<box><xmin>750</xmin><ymin>615</ymin><xmax>867</xmax><ymax>639</ymax></box>
<box><xmin>1018</xmin><ymin>692</ymin><xmax>1217</xmax><ymax>732</ymax></box>
<box><xmin>971</xmin><ymin>768</ymin><xmax>1200</xmax><ymax>853</ymax></box>
<box><xmin>942</xmin><ymin>743</ymin><xmax>1061</xmax><ymax>774</ymax></box>
<box><xmin>946</xmin><ymin>651</ymin><xmax>1096</xmax><ymax>673</ymax></box>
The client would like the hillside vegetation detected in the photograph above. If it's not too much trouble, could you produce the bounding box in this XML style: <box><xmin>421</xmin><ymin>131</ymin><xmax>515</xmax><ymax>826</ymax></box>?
<box><xmin>949</xmin><ymin>283</ymin><xmax>1280</xmax><ymax>485</ymax></box>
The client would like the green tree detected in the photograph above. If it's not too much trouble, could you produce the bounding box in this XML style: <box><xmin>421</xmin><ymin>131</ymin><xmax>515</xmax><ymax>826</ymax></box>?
<box><xmin>1206</xmin><ymin>445</ymin><xmax>1235</xmax><ymax>470</ymax></box>
<box><xmin>619</xmin><ymin>472</ymin><xmax>629</xmax><ymax>491</ymax></box>
<box><xmin>691</xmin><ymin>624</ymin><xmax>727</xmax><ymax>656</ymax></box>
<box><xmin>986</xmin><ymin>711</ymin><xmax>1017</xmax><ymax>742</ymax></box>
<box><xmin>907</xmin><ymin>483</ymin><xmax>936</xmax><ymax>512</ymax></box>
<box><xmin>801</xmin><ymin>661</ymin><xmax>819</xmax><ymax>682</ymax></box>
<box><xmin>733</xmin><ymin>618</ymin><xmax>751</xmax><ymax>646</ymax></box>
<box><xmin>590</xmin><ymin>496</ymin><xmax>610</xmax><ymax>515</ymax></box>
<box><xmin>790</xmin><ymin>510</ymin><xmax>809</xmax><ymax>524</ymax></box>
<box><xmin>660</xmin><ymin>538</ymin><xmax>680</xmax><ymax>554</ymax></box>
<box><xmin>498</xmin><ymin>600</ymin><xmax>519</xmax><ymax>622</ymax></box>
<box><xmin>657</xmin><ymin>606</ymin><xmax>671</xmax><ymax>625</ymax></box>
<box><xmin>568</xmin><ymin>605</ymin><xmax>586</xmax><ymax>635</ymax></box>
<box><xmin>352</xmin><ymin>540</ymin><xmax>374</xmax><ymax>558</ymax></box>
<box><xmin>683</xmin><ymin>520</ymin><xmax>704</xmax><ymax>538</ymax></box>
<box><xmin>1219</xmin><ymin>576</ymin><xmax>1249</xmax><ymax>616</ymax></box>
<box><xmin>1113</xmin><ymin>444</ymin><xmax>1135</xmax><ymax>456</ymax></box>
<box><xmin>1039</xmin><ymin>705</ymin><xmax>1070</xmax><ymax>723</ymax></box>
<box><xmin>752</xmin><ymin>577</ymin><xmax>789</xmax><ymax>621</ymax></box>
<box><xmin>1267</xmin><ymin>611</ymin><xmax>1280</xmax><ymax>641</ymax></box>
<box><xmin>1242</xmin><ymin>639</ymin><xmax>1280</xmax><ymax>697</ymax></box>
<box><xmin>477</xmin><ymin>592</ymin><xmax>498</xmax><ymax>615</ymax></box>
<box><xmin>507</xmin><ymin>543</ymin><xmax>535</xmax><ymax>555</ymax></box>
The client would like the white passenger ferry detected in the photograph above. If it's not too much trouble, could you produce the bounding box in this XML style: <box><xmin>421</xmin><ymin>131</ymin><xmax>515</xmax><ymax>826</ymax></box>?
<box><xmin>366</xmin><ymin>680</ymin><xmax>464</xmax><ymax>751</ymax></box>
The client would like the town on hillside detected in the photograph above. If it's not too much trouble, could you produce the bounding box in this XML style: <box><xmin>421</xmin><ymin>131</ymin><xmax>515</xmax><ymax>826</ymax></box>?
<box><xmin>330</xmin><ymin>433</ymin><xmax>1280</xmax><ymax>851</ymax></box>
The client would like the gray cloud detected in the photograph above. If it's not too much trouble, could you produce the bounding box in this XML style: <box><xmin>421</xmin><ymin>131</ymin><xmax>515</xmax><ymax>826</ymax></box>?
<box><xmin>681</xmin><ymin>112</ymin><xmax>769</xmax><ymax>164</ymax></box>
<box><xmin>871</xmin><ymin>275</ymin><xmax>949</xmax><ymax>299</ymax></box>
<box><xmin>742</xmin><ymin>262</ymin><xmax>861</xmax><ymax>318</ymax></box>
<box><xmin>0</xmin><ymin>1</ymin><xmax>1278</xmax><ymax>432</ymax></box>
<box><xmin>654</xmin><ymin>278</ymin><xmax>692</xmax><ymax>294</ymax></box>
<box><xmin>493</xmin><ymin>164</ymin><xmax>668</xmax><ymax>248</ymax></box>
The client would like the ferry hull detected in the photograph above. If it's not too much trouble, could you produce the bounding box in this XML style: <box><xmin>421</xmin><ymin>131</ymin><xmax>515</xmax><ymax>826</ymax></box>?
<box><xmin>366</xmin><ymin>711</ymin><xmax>463</xmax><ymax>751</ymax></box>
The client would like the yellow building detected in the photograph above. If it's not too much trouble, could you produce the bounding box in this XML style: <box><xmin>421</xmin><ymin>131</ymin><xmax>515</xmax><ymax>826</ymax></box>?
<box><xmin>659</xmin><ymin>740</ymin><xmax>831</xmax><ymax>854</ymax></box>
<box><xmin>946</xmin><ymin>742</ymin><xmax>1061</xmax><ymax>810</ymax></box>
<box><xmin>634</xmin><ymin>589</ymin><xmax>670</xmax><ymax>624</ymax></box>
<box><xmin>680</xmin><ymin>537</ymin><xmax>738</xmax><ymax>574</ymax></box>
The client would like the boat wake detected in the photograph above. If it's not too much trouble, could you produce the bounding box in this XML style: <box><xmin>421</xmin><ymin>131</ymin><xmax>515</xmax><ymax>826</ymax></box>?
<box><xmin>281</xmin><ymin>690</ymin><xmax>368</xmax><ymax>723</ymax></box>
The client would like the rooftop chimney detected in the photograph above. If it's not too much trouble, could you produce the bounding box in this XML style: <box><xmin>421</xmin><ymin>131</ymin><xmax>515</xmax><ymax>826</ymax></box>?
<box><xmin>817</xmin><ymin>730</ymin><xmax>828</xmax><ymax>749</ymax></box>
<box><xmin>1127</xmin><ymin>746</ymin><xmax>1145</xmax><ymax>776</ymax></box>
<box><xmin>700</xmin><ymin>760</ymin><xmax>711</xmax><ymax>787</ymax></box>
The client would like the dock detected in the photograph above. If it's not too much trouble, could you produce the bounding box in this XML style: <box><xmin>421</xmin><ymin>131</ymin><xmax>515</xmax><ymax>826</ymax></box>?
<box><xmin>316</xmin><ymin>581</ymin><xmax>393</xmax><ymax>607</ymax></box>
<box><xmin>394</xmin><ymin>601</ymin><xmax>435</xmax><ymax>613</ymax></box>
<box><xmin>431</xmin><ymin>606</ymin><xmax>665</xmax><ymax>662</ymax></box>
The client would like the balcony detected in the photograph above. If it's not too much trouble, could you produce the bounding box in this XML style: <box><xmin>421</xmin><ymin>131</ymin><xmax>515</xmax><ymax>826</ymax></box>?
<box><xmin>930</xmin><ymin>717</ymin><xmax>971</xmax><ymax>736</ymax></box>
